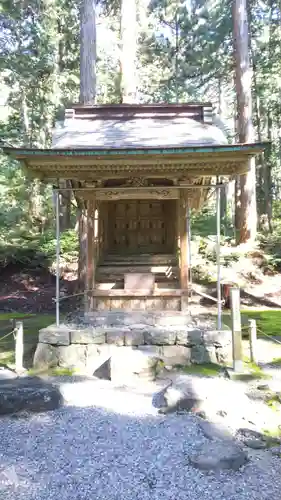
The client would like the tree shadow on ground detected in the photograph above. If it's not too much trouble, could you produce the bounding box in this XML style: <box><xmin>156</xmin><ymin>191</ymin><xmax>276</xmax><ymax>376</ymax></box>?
<box><xmin>0</xmin><ymin>264</ymin><xmax>79</xmax><ymax>314</ymax></box>
<box><xmin>0</xmin><ymin>376</ymin><xmax>280</xmax><ymax>500</ymax></box>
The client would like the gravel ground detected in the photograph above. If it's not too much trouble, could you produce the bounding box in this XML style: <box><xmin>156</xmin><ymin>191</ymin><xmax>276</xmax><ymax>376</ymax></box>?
<box><xmin>0</xmin><ymin>377</ymin><xmax>281</xmax><ymax>500</ymax></box>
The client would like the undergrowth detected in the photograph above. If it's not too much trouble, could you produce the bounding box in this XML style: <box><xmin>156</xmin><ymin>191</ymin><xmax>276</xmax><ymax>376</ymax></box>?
<box><xmin>0</xmin><ymin>228</ymin><xmax>78</xmax><ymax>270</ymax></box>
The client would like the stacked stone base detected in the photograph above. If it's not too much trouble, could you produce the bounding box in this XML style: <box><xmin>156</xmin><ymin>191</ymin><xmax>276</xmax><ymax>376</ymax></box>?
<box><xmin>34</xmin><ymin>312</ymin><xmax>232</xmax><ymax>382</ymax></box>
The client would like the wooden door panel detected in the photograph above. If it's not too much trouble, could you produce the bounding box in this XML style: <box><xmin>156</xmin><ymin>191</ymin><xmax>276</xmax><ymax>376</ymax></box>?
<box><xmin>109</xmin><ymin>200</ymin><xmax>175</xmax><ymax>254</ymax></box>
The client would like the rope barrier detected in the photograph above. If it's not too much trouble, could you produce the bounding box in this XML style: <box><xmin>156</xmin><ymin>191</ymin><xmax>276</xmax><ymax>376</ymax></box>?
<box><xmin>240</xmin><ymin>322</ymin><xmax>281</xmax><ymax>345</ymax></box>
<box><xmin>0</xmin><ymin>330</ymin><xmax>15</xmax><ymax>342</ymax></box>
<box><xmin>256</xmin><ymin>328</ymin><xmax>281</xmax><ymax>345</ymax></box>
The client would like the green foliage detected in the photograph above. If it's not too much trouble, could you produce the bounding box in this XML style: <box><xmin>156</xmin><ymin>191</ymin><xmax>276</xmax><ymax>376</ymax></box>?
<box><xmin>0</xmin><ymin>228</ymin><xmax>78</xmax><ymax>270</ymax></box>
<box><xmin>39</xmin><ymin>229</ymin><xmax>79</xmax><ymax>264</ymax></box>
<box><xmin>191</xmin><ymin>264</ymin><xmax>217</xmax><ymax>284</ymax></box>
<box><xmin>0</xmin><ymin>0</ymin><xmax>281</xmax><ymax>278</ymax></box>
<box><xmin>258</xmin><ymin>224</ymin><xmax>281</xmax><ymax>273</ymax></box>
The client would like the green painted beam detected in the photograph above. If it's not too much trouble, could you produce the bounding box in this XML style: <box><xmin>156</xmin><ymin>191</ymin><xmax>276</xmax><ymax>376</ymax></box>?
<box><xmin>2</xmin><ymin>142</ymin><xmax>267</xmax><ymax>158</ymax></box>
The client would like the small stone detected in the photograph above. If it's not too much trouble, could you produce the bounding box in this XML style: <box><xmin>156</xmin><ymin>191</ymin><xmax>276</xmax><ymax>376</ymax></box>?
<box><xmin>257</xmin><ymin>384</ymin><xmax>270</xmax><ymax>391</ymax></box>
<box><xmin>189</xmin><ymin>441</ymin><xmax>248</xmax><ymax>471</ymax></box>
<box><xmin>244</xmin><ymin>439</ymin><xmax>268</xmax><ymax>450</ymax></box>
<box><xmin>271</xmin><ymin>446</ymin><xmax>281</xmax><ymax>456</ymax></box>
<box><xmin>236</xmin><ymin>428</ymin><xmax>265</xmax><ymax>440</ymax></box>
<box><xmin>198</xmin><ymin>420</ymin><xmax>233</xmax><ymax>441</ymax></box>
<box><xmin>216</xmin><ymin>410</ymin><xmax>227</xmax><ymax>418</ymax></box>
<box><xmin>157</xmin><ymin>381</ymin><xmax>203</xmax><ymax>414</ymax></box>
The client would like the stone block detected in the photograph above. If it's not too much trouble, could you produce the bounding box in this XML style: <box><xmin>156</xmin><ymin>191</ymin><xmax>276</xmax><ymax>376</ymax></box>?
<box><xmin>71</xmin><ymin>328</ymin><xmax>106</xmax><ymax>344</ymax></box>
<box><xmin>57</xmin><ymin>345</ymin><xmax>87</xmax><ymax>369</ymax></box>
<box><xmin>110</xmin><ymin>347</ymin><xmax>160</xmax><ymax>385</ymax></box>
<box><xmin>203</xmin><ymin>329</ymin><xmax>232</xmax><ymax>347</ymax></box>
<box><xmin>39</xmin><ymin>324</ymin><xmax>70</xmax><ymax>345</ymax></box>
<box><xmin>106</xmin><ymin>327</ymin><xmax>130</xmax><ymax>346</ymax></box>
<box><xmin>176</xmin><ymin>328</ymin><xmax>202</xmax><ymax>346</ymax></box>
<box><xmin>33</xmin><ymin>343</ymin><xmax>58</xmax><ymax>370</ymax></box>
<box><xmin>191</xmin><ymin>345</ymin><xmax>217</xmax><ymax>364</ymax></box>
<box><xmin>138</xmin><ymin>345</ymin><xmax>191</xmax><ymax>366</ymax></box>
<box><xmin>85</xmin><ymin>344</ymin><xmax>116</xmax><ymax>378</ymax></box>
<box><xmin>125</xmin><ymin>329</ymin><xmax>145</xmax><ymax>346</ymax></box>
<box><xmin>216</xmin><ymin>345</ymin><xmax>232</xmax><ymax>365</ymax></box>
<box><xmin>154</xmin><ymin>314</ymin><xmax>190</xmax><ymax>327</ymax></box>
<box><xmin>144</xmin><ymin>327</ymin><xmax>176</xmax><ymax>345</ymax></box>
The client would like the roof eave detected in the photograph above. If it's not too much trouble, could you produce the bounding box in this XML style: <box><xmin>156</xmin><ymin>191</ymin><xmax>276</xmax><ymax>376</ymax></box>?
<box><xmin>2</xmin><ymin>142</ymin><xmax>268</xmax><ymax>161</ymax></box>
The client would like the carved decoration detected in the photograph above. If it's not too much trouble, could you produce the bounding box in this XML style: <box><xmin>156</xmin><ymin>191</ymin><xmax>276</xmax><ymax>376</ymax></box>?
<box><xmin>95</xmin><ymin>187</ymin><xmax>179</xmax><ymax>200</ymax></box>
<box><xmin>122</xmin><ymin>177</ymin><xmax>150</xmax><ymax>187</ymax></box>
<box><xmin>30</xmin><ymin>161</ymin><xmax>248</xmax><ymax>178</ymax></box>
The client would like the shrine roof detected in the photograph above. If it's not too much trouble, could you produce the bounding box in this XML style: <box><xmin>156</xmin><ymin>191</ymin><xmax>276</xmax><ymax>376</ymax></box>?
<box><xmin>51</xmin><ymin>105</ymin><xmax>228</xmax><ymax>149</ymax></box>
<box><xmin>1</xmin><ymin>104</ymin><xmax>267</xmax><ymax>180</ymax></box>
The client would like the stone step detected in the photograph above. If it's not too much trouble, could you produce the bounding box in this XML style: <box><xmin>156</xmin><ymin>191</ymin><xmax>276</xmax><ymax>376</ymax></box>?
<box><xmin>96</xmin><ymin>265</ymin><xmax>180</xmax><ymax>284</ymax></box>
<box><xmin>101</xmin><ymin>253</ymin><xmax>177</xmax><ymax>266</ymax></box>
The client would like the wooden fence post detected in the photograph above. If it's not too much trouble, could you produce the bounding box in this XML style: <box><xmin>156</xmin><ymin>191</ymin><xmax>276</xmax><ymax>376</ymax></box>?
<box><xmin>15</xmin><ymin>321</ymin><xmax>24</xmax><ymax>373</ymax></box>
<box><xmin>249</xmin><ymin>319</ymin><xmax>257</xmax><ymax>364</ymax></box>
<box><xmin>230</xmin><ymin>287</ymin><xmax>243</xmax><ymax>372</ymax></box>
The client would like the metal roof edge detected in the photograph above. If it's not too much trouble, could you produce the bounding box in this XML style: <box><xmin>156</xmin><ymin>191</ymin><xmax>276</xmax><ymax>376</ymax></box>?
<box><xmin>2</xmin><ymin>142</ymin><xmax>268</xmax><ymax>159</ymax></box>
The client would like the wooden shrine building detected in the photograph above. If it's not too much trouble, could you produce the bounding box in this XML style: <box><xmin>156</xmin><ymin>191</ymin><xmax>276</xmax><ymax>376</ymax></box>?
<box><xmin>3</xmin><ymin>103</ymin><xmax>264</xmax><ymax>312</ymax></box>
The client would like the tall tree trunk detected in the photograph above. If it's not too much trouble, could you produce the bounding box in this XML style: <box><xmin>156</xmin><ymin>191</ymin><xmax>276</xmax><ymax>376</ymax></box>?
<box><xmin>233</xmin><ymin>0</ymin><xmax>257</xmax><ymax>244</ymax></box>
<box><xmin>265</xmin><ymin>108</ymin><xmax>273</xmax><ymax>232</ymax></box>
<box><xmin>120</xmin><ymin>0</ymin><xmax>137</xmax><ymax>103</ymax></box>
<box><xmin>80</xmin><ymin>0</ymin><xmax>96</xmax><ymax>104</ymax></box>
<box><xmin>77</xmin><ymin>0</ymin><xmax>97</xmax><ymax>290</ymax></box>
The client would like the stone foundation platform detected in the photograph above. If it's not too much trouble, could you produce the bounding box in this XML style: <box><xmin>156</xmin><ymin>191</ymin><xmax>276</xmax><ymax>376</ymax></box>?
<box><xmin>34</xmin><ymin>311</ymin><xmax>232</xmax><ymax>381</ymax></box>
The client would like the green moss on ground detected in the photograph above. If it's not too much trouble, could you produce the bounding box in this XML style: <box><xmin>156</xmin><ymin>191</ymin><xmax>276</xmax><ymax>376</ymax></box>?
<box><xmin>222</xmin><ymin>309</ymin><xmax>281</xmax><ymax>337</ymax></box>
<box><xmin>271</xmin><ymin>357</ymin><xmax>281</xmax><ymax>366</ymax></box>
<box><xmin>176</xmin><ymin>363</ymin><xmax>222</xmax><ymax>377</ymax></box>
<box><xmin>28</xmin><ymin>366</ymin><xmax>76</xmax><ymax>377</ymax></box>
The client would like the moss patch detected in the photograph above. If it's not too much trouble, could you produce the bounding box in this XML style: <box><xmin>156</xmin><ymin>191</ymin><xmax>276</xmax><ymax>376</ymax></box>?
<box><xmin>228</xmin><ymin>359</ymin><xmax>271</xmax><ymax>381</ymax></box>
<box><xmin>222</xmin><ymin>309</ymin><xmax>281</xmax><ymax>337</ymax></box>
<box><xmin>271</xmin><ymin>357</ymin><xmax>281</xmax><ymax>366</ymax></box>
<box><xmin>28</xmin><ymin>366</ymin><xmax>76</xmax><ymax>377</ymax></box>
<box><xmin>176</xmin><ymin>363</ymin><xmax>222</xmax><ymax>377</ymax></box>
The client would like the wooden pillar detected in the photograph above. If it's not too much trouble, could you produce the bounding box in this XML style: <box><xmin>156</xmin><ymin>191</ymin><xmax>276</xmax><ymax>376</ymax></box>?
<box><xmin>178</xmin><ymin>190</ymin><xmax>189</xmax><ymax>310</ymax></box>
<box><xmin>86</xmin><ymin>197</ymin><xmax>96</xmax><ymax>311</ymax></box>
<box><xmin>103</xmin><ymin>201</ymin><xmax>109</xmax><ymax>254</ymax></box>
